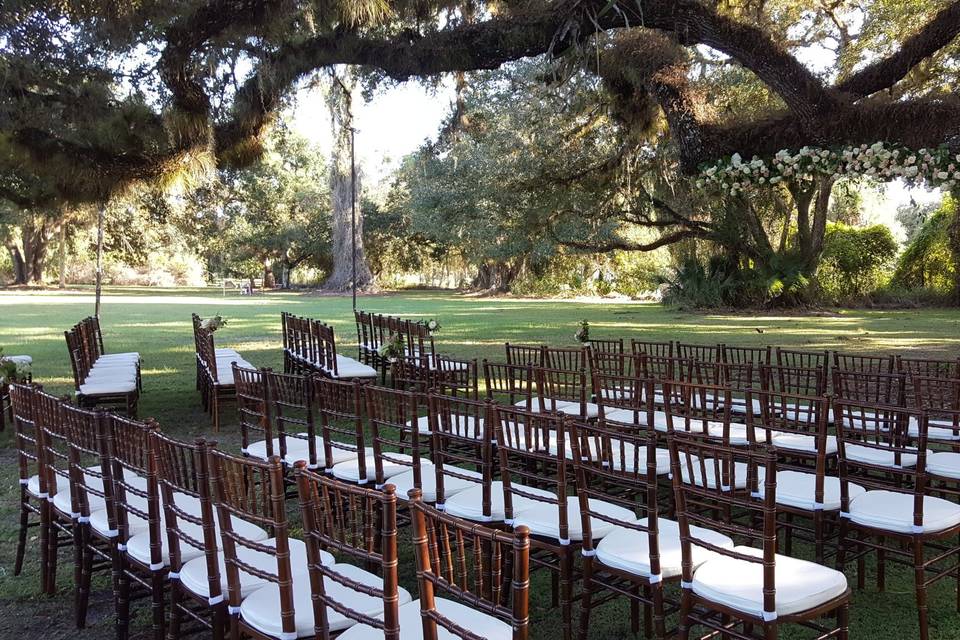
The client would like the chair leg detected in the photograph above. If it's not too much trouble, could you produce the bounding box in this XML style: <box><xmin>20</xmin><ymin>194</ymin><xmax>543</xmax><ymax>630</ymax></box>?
<box><xmin>39</xmin><ymin>499</ymin><xmax>50</xmax><ymax>594</ymax></box>
<box><xmin>115</xmin><ymin>555</ymin><xmax>131</xmax><ymax>640</ymax></box>
<box><xmin>46</xmin><ymin>515</ymin><xmax>60</xmax><ymax>595</ymax></box>
<box><xmin>814</xmin><ymin>511</ymin><xmax>825</xmax><ymax>564</ymax></box>
<box><xmin>914</xmin><ymin>540</ymin><xmax>929</xmax><ymax>640</ymax></box>
<box><xmin>14</xmin><ymin>493</ymin><xmax>29</xmax><ymax>577</ymax></box>
<box><xmin>212</xmin><ymin>391</ymin><xmax>220</xmax><ymax>432</ymax></box>
<box><xmin>560</xmin><ymin>547</ymin><xmax>574</xmax><ymax>640</ymax></box>
<box><xmin>838</xmin><ymin>602</ymin><xmax>849</xmax><ymax>640</ymax></box>
<box><xmin>577</xmin><ymin>557</ymin><xmax>594</xmax><ymax>640</ymax></box>
<box><xmin>763</xmin><ymin>622</ymin><xmax>778</xmax><ymax>640</ymax></box>
<box><xmin>877</xmin><ymin>536</ymin><xmax>886</xmax><ymax>592</ymax></box>
<box><xmin>75</xmin><ymin>527</ymin><xmax>93</xmax><ymax>628</ymax></box>
<box><xmin>213</xmin><ymin>603</ymin><xmax>228</xmax><ymax>640</ymax></box>
<box><xmin>151</xmin><ymin>570</ymin><xmax>166</xmax><ymax>640</ymax></box>
<box><xmin>677</xmin><ymin>589</ymin><xmax>692</xmax><ymax>640</ymax></box>
<box><xmin>652</xmin><ymin>583</ymin><xmax>667</xmax><ymax>640</ymax></box>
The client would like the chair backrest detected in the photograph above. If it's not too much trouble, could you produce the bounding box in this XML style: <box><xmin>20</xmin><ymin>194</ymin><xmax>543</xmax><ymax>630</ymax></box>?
<box><xmin>408</xmin><ymin>321</ymin><xmax>436</xmax><ymax>364</ymax></box>
<box><xmin>64</xmin><ymin>328</ymin><xmax>85</xmax><ymax>387</ymax></box>
<box><xmin>429</xmin><ymin>393</ymin><xmax>493</xmax><ymax>511</ymax></box>
<box><xmin>315</xmin><ymin>321</ymin><xmax>339</xmax><ymax>375</ymax></box>
<box><xmin>409</xmin><ymin>491</ymin><xmax>530</xmax><ymax>640</ymax></box>
<box><xmin>295</xmin><ymin>467</ymin><xmax>400</xmax><ymax>640</ymax></box>
<box><xmin>833</xmin><ymin>369</ymin><xmax>906</xmax><ymax>406</ymax></box>
<box><xmin>751</xmin><ymin>388</ymin><xmax>831</xmax><ymax>472</ymax></box>
<box><xmin>62</xmin><ymin>403</ymin><xmax>114</xmax><ymax>524</ymax></box>
<box><xmin>355</xmin><ymin>309</ymin><xmax>370</xmax><ymax>356</ymax></box>
<box><xmin>760</xmin><ymin>364</ymin><xmax>826</xmax><ymax>397</ymax></box>
<box><xmin>587</xmin><ymin>338</ymin><xmax>624</xmax><ymax>356</ymax></box>
<box><xmin>153</xmin><ymin>433</ymin><xmax>220</xmax><ymax>601</ymax></box>
<box><xmin>534</xmin><ymin>365</ymin><xmax>588</xmax><ymax>415</ymax></box>
<box><xmin>504</xmin><ymin>343</ymin><xmax>544</xmax><ymax>367</ymax></box>
<box><xmin>589</xmin><ymin>351</ymin><xmax>640</xmax><ymax>377</ymax></box>
<box><xmin>234</xmin><ymin>365</ymin><xmax>273</xmax><ymax>457</ymax></box>
<box><xmin>36</xmin><ymin>389</ymin><xmax>71</xmax><ymax>511</ymax></box>
<box><xmin>483</xmin><ymin>360</ymin><xmax>534</xmax><ymax>408</ymax></box>
<box><xmin>776</xmin><ymin>348</ymin><xmax>830</xmax><ymax>378</ymax></box>
<box><xmin>208</xmin><ymin>452</ymin><xmax>290</xmax><ymax>633</ymax></box>
<box><xmin>543</xmin><ymin>346</ymin><xmax>588</xmax><ymax>373</ymax></box>
<box><xmin>365</xmin><ymin>385</ymin><xmax>423</xmax><ymax>488</ymax></box>
<box><xmin>106</xmin><ymin>413</ymin><xmax>162</xmax><ymax>565</ymax></box>
<box><xmin>663</xmin><ymin>380</ymin><xmax>733</xmax><ymax>437</ymax></box>
<box><xmin>593</xmin><ymin>370</ymin><xmax>653</xmax><ymax>414</ymax></box>
<box><xmin>630</xmin><ymin>339</ymin><xmax>674</xmax><ymax>358</ymax></box>
<box><xmin>834</xmin><ymin>399</ymin><xmax>929</xmax><ymax>513</ymax></box>
<box><xmin>667</xmin><ymin>432</ymin><xmax>777</xmax><ymax>618</ymax></box>
<box><xmin>570</xmin><ymin>416</ymin><xmax>662</xmax><ymax>561</ymax></box>
<box><xmin>197</xmin><ymin>327</ymin><xmax>219</xmax><ymax>382</ymax></box>
<box><xmin>723</xmin><ymin>345</ymin><xmax>772</xmax><ymax>366</ymax></box>
<box><xmin>897</xmin><ymin>356</ymin><xmax>960</xmax><ymax>384</ymax></box>
<box><xmin>675</xmin><ymin>342</ymin><xmax>723</xmax><ymax>363</ymax></box>
<box><xmin>265</xmin><ymin>369</ymin><xmax>320</xmax><ymax>467</ymax></box>
<box><xmin>11</xmin><ymin>383</ymin><xmax>43</xmax><ymax>491</ymax></box>
<box><xmin>314</xmin><ymin>377</ymin><xmax>366</xmax><ymax>474</ymax></box>
<box><xmin>494</xmin><ymin>406</ymin><xmax>570</xmax><ymax>542</ymax></box>
<box><xmin>433</xmin><ymin>355</ymin><xmax>481</xmax><ymax>400</ymax></box>
<box><xmin>833</xmin><ymin>352</ymin><xmax>895</xmax><ymax>375</ymax></box>
<box><xmin>391</xmin><ymin>355</ymin><xmax>434</xmax><ymax>394</ymax></box>
<box><xmin>637</xmin><ymin>354</ymin><xmax>691</xmax><ymax>383</ymax></box>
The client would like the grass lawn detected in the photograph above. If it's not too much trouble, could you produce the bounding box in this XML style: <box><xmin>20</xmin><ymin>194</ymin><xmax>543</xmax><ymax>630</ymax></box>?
<box><xmin>1</xmin><ymin>286</ymin><xmax>959</xmax><ymax>639</ymax></box>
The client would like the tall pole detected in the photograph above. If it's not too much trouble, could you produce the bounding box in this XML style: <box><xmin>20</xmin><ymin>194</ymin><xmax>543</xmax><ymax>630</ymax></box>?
<box><xmin>95</xmin><ymin>202</ymin><xmax>105</xmax><ymax>318</ymax></box>
<box><xmin>351</xmin><ymin>124</ymin><xmax>357</xmax><ymax>311</ymax></box>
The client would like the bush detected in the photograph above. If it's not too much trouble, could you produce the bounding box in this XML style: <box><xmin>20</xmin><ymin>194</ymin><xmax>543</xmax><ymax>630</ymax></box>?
<box><xmin>891</xmin><ymin>196</ymin><xmax>956</xmax><ymax>296</ymax></box>
<box><xmin>816</xmin><ymin>222</ymin><xmax>898</xmax><ymax>304</ymax></box>
<box><xmin>662</xmin><ymin>253</ymin><xmax>810</xmax><ymax>309</ymax></box>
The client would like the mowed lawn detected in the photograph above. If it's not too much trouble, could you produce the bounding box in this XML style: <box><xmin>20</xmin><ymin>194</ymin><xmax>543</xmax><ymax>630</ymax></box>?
<box><xmin>1</xmin><ymin>286</ymin><xmax>959</xmax><ymax>640</ymax></box>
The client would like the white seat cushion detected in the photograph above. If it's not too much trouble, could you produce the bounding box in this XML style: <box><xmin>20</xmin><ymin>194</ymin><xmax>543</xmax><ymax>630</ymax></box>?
<box><xmin>126</xmin><ymin>508</ymin><xmax>268</xmax><ymax>568</ymax></box>
<box><xmin>705</xmin><ymin>422</ymin><xmax>774</xmax><ymax>446</ymax></box>
<box><xmin>927</xmin><ymin>451</ymin><xmax>960</xmax><ymax>480</ymax></box>
<box><xmin>692</xmin><ymin>545</ymin><xmax>847</xmax><ymax>617</ymax></box>
<box><xmin>239</xmin><ymin>563</ymin><xmax>413</xmax><ymax>637</ymax></box>
<box><xmin>328</xmin><ymin>355</ymin><xmax>377</xmax><ymax>379</ymax></box>
<box><xmin>910</xmin><ymin>416</ymin><xmax>960</xmax><ymax>441</ymax></box>
<box><xmin>215</xmin><ymin>348</ymin><xmax>240</xmax><ymax>357</ymax></box>
<box><xmin>844</xmin><ymin>444</ymin><xmax>922</xmax><ymax>468</ymax></box>
<box><xmin>678</xmin><ymin>456</ymin><xmax>750</xmax><ymax>490</ymax></box>
<box><xmin>96</xmin><ymin>353</ymin><xmax>140</xmax><ymax>363</ymax></box>
<box><xmin>847</xmin><ymin>490</ymin><xmax>960</xmax><ymax>534</ymax></box>
<box><xmin>603</xmin><ymin>409</ymin><xmax>670</xmax><ymax>431</ymax></box>
<box><xmin>388</xmin><ymin>464</ymin><xmax>483</xmax><ymax>502</ymax></box>
<box><xmin>213</xmin><ymin>359</ymin><xmax>255</xmax><ymax>385</ymax></box>
<box><xmin>415</xmin><ymin>414</ymin><xmax>483</xmax><ymax>439</ymax></box>
<box><xmin>515</xmin><ymin>398</ymin><xmax>599</xmax><ymax>419</ymax></box>
<box><xmin>756</xmin><ymin>470</ymin><xmax>865</xmax><ymax>512</ymax></box>
<box><xmin>179</xmin><ymin>538</ymin><xmax>334</xmax><ymax>600</ymax></box>
<box><xmin>79</xmin><ymin>379</ymin><xmax>138</xmax><ymax>395</ymax></box>
<box><xmin>443</xmin><ymin>481</ymin><xmax>555</xmax><ymax>523</ymax></box>
<box><xmin>602</xmin><ymin>443</ymin><xmax>672</xmax><ymax>476</ymax></box>
<box><xmin>331</xmin><ymin>453</ymin><xmax>429</xmax><ymax>485</ymax></box>
<box><xmin>596</xmin><ymin>517</ymin><xmax>734</xmax><ymax>579</ymax></box>
<box><xmin>769</xmin><ymin>432</ymin><xmax>837</xmax><ymax>455</ymax></box>
<box><xmin>6</xmin><ymin>355</ymin><xmax>32</xmax><ymax>365</ymax></box>
<box><xmin>245</xmin><ymin>436</ymin><xmax>357</xmax><ymax>466</ymax></box>
<box><xmin>337</xmin><ymin>597</ymin><xmax>511</xmax><ymax>640</ymax></box>
<box><xmin>511</xmin><ymin>495</ymin><xmax>636</xmax><ymax>542</ymax></box>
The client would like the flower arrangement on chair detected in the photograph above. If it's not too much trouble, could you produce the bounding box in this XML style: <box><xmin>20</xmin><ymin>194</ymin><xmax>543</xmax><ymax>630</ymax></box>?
<box><xmin>574</xmin><ymin>319</ymin><xmax>590</xmax><ymax>345</ymax></box>
<box><xmin>377</xmin><ymin>333</ymin><xmax>406</xmax><ymax>363</ymax></box>
<box><xmin>200</xmin><ymin>314</ymin><xmax>228</xmax><ymax>331</ymax></box>
<box><xmin>0</xmin><ymin>348</ymin><xmax>29</xmax><ymax>383</ymax></box>
<box><xmin>425</xmin><ymin>318</ymin><xmax>441</xmax><ymax>335</ymax></box>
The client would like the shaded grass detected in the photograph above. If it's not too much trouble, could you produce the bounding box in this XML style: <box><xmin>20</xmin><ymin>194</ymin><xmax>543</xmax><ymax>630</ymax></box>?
<box><xmin>1</xmin><ymin>286</ymin><xmax>959</xmax><ymax>639</ymax></box>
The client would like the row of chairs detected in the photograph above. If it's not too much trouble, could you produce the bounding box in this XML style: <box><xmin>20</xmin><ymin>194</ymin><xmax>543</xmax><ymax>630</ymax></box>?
<box><xmin>10</xmin><ymin>382</ymin><xmax>533</xmax><ymax>640</ymax></box>
<box><xmin>64</xmin><ymin>316</ymin><xmax>141</xmax><ymax>416</ymax></box>
<box><xmin>354</xmin><ymin>310</ymin><xmax>437</xmax><ymax>373</ymax></box>
<box><xmin>192</xmin><ymin>313</ymin><xmax>256</xmax><ymax>431</ymax></box>
<box><xmin>281</xmin><ymin>312</ymin><xmax>377</xmax><ymax>380</ymax></box>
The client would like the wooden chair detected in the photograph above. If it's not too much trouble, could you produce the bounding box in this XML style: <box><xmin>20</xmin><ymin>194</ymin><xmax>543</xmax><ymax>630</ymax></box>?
<box><xmin>759</xmin><ymin>364</ymin><xmax>827</xmax><ymax>398</ymax></box>
<box><xmin>572</xmin><ymin>415</ymin><xmax>708</xmax><ymax>640</ymax></box>
<box><xmin>723</xmin><ymin>345</ymin><xmax>771</xmax><ymax>367</ymax></box>
<box><xmin>265</xmin><ymin>368</ymin><xmax>326</xmax><ymax>470</ymax></box>
<box><xmin>833</xmin><ymin>369</ymin><xmax>906</xmax><ymax>407</ymax></box>
<box><xmin>586</xmin><ymin>338</ymin><xmax>624</xmax><ymax>356</ymax></box>
<box><xmin>483</xmin><ymin>360</ymin><xmax>534</xmax><ymax>409</ymax></box>
<box><xmin>899</xmin><ymin>356</ymin><xmax>960</xmax><ymax>406</ymax></box>
<box><xmin>911</xmin><ymin>375</ymin><xmax>960</xmax><ymax>442</ymax></box>
<box><xmin>533</xmin><ymin>365</ymin><xmax>597</xmax><ymax>419</ymax></box>
<box><xmin>10</xmin><ymin>383</ymin><xmax>50</xmax><ymax>593</ymax></box>
<box><xmin>364</xmin><ymin>385</ymin><xmax>427</xmax><ymax>499</ymax></box>
<box><xmin>496</xmin><ymin>405</ymin><xmax>635</xmax><ymax>640</ymax></box>
<box><xmin>408</xmin><ymin>490</ymin><xmax>532</xmax><ymax>640</ymax></box>
<box><xmin>833</xmin><ymin>352</ymin><xmax>895</xmax><ymax>375</ymax></box>
<box><xmin>667</xmin><ymin>431</ymin><xmax>850</xmax><ymax>640</ymax></box>
<box><xmin>295</xmin><ymin>468</ymin><xmax>413</xmax><ymax>640</ymax></box>
<box><xmin>504</xmin><ymin>343</ymin><xmax>545</xmax><ymax>367</ymax></box>
<box><xmin>675</xmin><ymin>342</ymin><xmax>723</xmax><ymax>363</ymax></box>
<box><xmin>835</xmin><ymin>401</ymin><xmax>960</xmax><ymax>640</ymax></box>
<box><xmin>197</xmin><ymin>327</ymin><xmax>253</xmax><ymax>431</ymax></box>
<box><xmin>542</xmin><ymin>345</ymin><xmax>589</xmax><ymax>373</ymax></box>
<box><xmin>65</xmin><ymin>325</ymin><xmax>140</xmax><ymax>416</ymax></box>
<box><xmin>593</xmin><ymin>371</ymin><xmax>670</xmax><ymax>433</ymax></box>
<box><xmin>589</xmin><ymin>350</ymin><xmax>640</xmax><ymax>378</ymax></box>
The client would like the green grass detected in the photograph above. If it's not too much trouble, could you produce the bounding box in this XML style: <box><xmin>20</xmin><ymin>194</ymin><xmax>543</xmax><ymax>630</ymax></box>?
<box><xmin>1</xmin><ymin>286</ymin><xmax>959</xmax><ymax>639</ymax></box>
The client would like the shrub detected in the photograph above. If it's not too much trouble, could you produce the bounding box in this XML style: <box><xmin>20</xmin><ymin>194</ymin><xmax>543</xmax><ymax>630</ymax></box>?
<box><xmin>891</xmin><ymin>196</ymin><xmax>956</xmax><ymax>296</ymax></box>
<box><xmin>662</xmin><ymin>253</ymin><xmax>810</xmax><ymax>309</ymax></box>
<box><xmin>816</xmin><ymin>222</ymin><xmax>898</xmax><ymax>304</ymax></box>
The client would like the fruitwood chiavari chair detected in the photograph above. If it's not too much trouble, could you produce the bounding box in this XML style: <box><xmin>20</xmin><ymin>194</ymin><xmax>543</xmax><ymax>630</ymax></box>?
<box><xmin>407</xmin><ymin>490</ymin><xmax>532</xmax><ymax>640</ymax></box>
<box><xmin>364</xmin><ymin>385</ymin><xmax>430</xmax><ymax>501</ymax></box>
<box><xmin>106</xmin><ymin>413</ymin><xmax>166</xmax><ymax>640</ymax></box>
<box><xmin>483</xmin><ymin>360</ymin><xmax>535</xmax><ymax>409</ymax></box>
<box><xmin>667</xmin><ymin>432</ymin><xmax>851</xmax><ymax>640</ymax></box>
<box><xmin>833</xmin><ymin>369</ymin><xmax>906</xmax><ymax>407</ymax></box>
<box><xmin>630</xmin><ymin>339</ymin><xmax>674</xmax><ymax>359</ymax></box>
<box><xmin>155</xmin><ymin>434</ymin><xmax>229</xmax><ymax>640</ymax></box>
<box><xmin>589</xmin><ymin>350</ymin><xmax>640</xmax><ymax>378</ymax></box>
<box><xmin>751</xmin><ymin>389</ymin><xmax>858</xmax><ymax>562</ymax></box>
<box><xmin>197</xmin><ymin>326</ymin><xmax>250</xmax><ymax>432</ymax></box>
<box><xmin>593</xmin><ymin>372</ymin><xmax>670</xmax><ymax>434</ymax></box>
<box><xmin>586</xmin><ymin>338</ymin><xmax>624</xmax><ymax>356</ymax></box>
<box><xmin>899</xmin><ymin>356</ymin><xmax>960</xmax><ymax>406</ymax></box>
<box><xmin>10</xmin><ymin>383</ymin><xmax>51</xmax><ymax>593</ymax></box>
<box><xmin>496</xmin><ymin>406</ymin><xmax>635</xmax><ymax>640</ymax></box>
<box><xmin>775</xmin><ymin>347</ymin><xmax>830</xmax><ymax>384</ymax></box>
<box><xmin>662</xmin><ymin>380</ymin><xmax>742</xmax><ymax>445</ymax></box>
<box><xmin>296</xmin><ymin>469</ymin><xmax>416</xmax><ymax>640</ymax></box>
<box><xmin>36</xmin><ymin>389</ymin><xmax>78</xmax><ymax>597</ymax></box>
<box><xmin>722</xmin><ymin>345</ymin><xmax>772</xmax><ymax>367</ymax></box>
<box><xmin>354</xmin><ymin>310</ymin><xmax>374</xmax><ymax>367</ymax></box>
<box><xmin>533</xmin><ymin>365</ymin><xmax>598</xmax><ymax>420</ymax></box>
<box><xmin>265</xmin><ymin>369</ymin><xmax>328</xmax><ymax>471</ymax></box>
<box><xmin>759</xmin><ymin>364</ymin><xmax>827</xmax><ymax>399</ymax></box>
<box><xmin>235</xmin><ymin>365</ymin><xmax>277</xmax><ymax>462</ymax></box>
<box><xmin>433</xmin><ymin>355</ymin><xmax>481</xmax><ymax>399</ymax></box>
<box><xmin>572</xmin><ymin>415</ymin><xmax>708</xmax><ymax>640</ymax></box>
<box><xmin>911</xmin><ymin>375</ymin><xmax>960</xmax><ymax>442</ymax></box>
<box><xmin>542</xmin><ymin>345</ymin><xmax>589</xmax><ymax>374</ymax></box>
<box><xmin>833</xmin><ymin>352</ymin><xmax>895</xmax><ymax>375</ymax></box>
<box><xmin>834</xmin><ymin>401</ymin><xmax>960</xmax><ymax>640</ymax></box>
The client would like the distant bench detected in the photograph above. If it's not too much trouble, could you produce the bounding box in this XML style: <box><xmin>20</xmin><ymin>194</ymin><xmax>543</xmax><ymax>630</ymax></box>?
<box><xmin>213</xmin><ymin>277</ymin><xmax>264</xmax><ymax>295</ymax></box>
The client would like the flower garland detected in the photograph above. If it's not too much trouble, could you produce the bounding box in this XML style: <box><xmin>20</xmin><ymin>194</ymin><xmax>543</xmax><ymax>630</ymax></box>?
<box><xmin>696</xmin><ymin>142</ymin><xmax>960</xmax><ymax>196</ymax></box>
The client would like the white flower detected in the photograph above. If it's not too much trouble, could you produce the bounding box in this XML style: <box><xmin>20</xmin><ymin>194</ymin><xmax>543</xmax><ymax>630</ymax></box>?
<box><xmin>904</xmin><ymin>166</ymin><xmax>919</xmax><ymax>177</ymax></box>
<box><xmin>705</xmin><ymin>167</ymin><xmax>717</xmax><ymax>176</ymax></box>
<box><xmin>870</xmin><ymin>142</ymin><xmax>884</xmax><ymax>153</ymax></box>
<box><xmin>731</xmin><ymin>153</ymin><xmax>742</xmax><ymax>166</ymax></box>
<box><xmin>769</xmin><ymin>176</ymin><xmax>781</xmax><ymax>184</ymax></box>
<box><xmin>938</xmin><ymin>171</ymin><xmax>949</xmax><ymax>180</ymax></box>
<box><xmin>906</xmin><ymin>155</ymin><xmax>916</xmax><ymax>165</ymax></box>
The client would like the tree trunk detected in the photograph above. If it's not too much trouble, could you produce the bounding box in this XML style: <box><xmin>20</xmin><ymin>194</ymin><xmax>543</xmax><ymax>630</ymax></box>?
<box><xmin>58</xmin><ymin>221</ymin><xmax>67</xmax><ymax>288</ymax></box>
<box><xmin>474</xmin><ymin>260</ymin><xmax>520</xmax><ymax>292</ymax></box>
<box><xmin>95</xmin><ymin>203</ymin><xmax>105</xmax><ymax>318</ymax></box>
<box><xmin>19</xmin><ymin>216</ymin><xmax>50</xmax><ymax>284</ymax></box>
<box><xmin>5</xmin><ymin>242</ymin><xmax>27</xmax><ymax>285</ymax></box>
<box><xmin>323</xmin><ymin>70</ymin><xmax>374</xmax><ymax>292</ymax></box>
<box><xmin>263</xmin><ymin>259</ymin><xmax>276</xmax><ymax>288</ymax></box>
